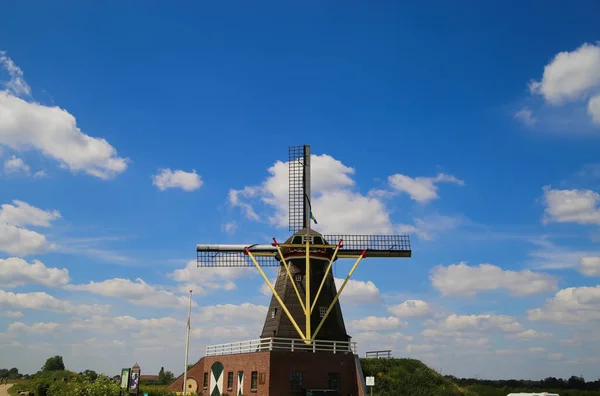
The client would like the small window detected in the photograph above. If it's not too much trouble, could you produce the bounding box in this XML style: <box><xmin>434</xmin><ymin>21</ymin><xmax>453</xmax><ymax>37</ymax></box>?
<box><xmin>295</xmin><ymin>274</ymin><xmax>302</xmax><ymax>282</ymax></box>
<box><xmin>227</xmin><ymin>371</ymin><xmax>233</xmax><ymax>389</ymax></box>
<box><xmin>251</xmin><ymin>371</ymin><xmax>258</xmax><ymax>390</ymax></box>
<box><xmin>319</xmin><ymin>306</ymin><xmax>327</xmax><ymax>318</ymax></box>
<box><xmin>203</xmin><ymin>372</ymin><xmax>208</xmax><ymax>388</ymax></box>
<box><xmin>271</xmin><ymin>308</ymin><xmax>277</xmax><ymax>319</ymax></box>
<box><xmin>292</xmin><ymin>236</ymin><xmax>302</xmax><ymax>244</ymax></box>
<box><xmin>328</xmin><ymin>373</ymin><xmax>340</xmax><ymax>390</ymax></box>
<box><xmin>259</xmin><ymin>372</ymin><xmax>266</xmax><ymax>385</ymax></box>
<box><xmin>290</xmin><ymin>371</ymin><xmax>303</xmax><ymax>389</ymax></box>
<box><xmin>313</xmin><ymin>236</ymin><xmax>323</xmax><ymax>244</ymax></box>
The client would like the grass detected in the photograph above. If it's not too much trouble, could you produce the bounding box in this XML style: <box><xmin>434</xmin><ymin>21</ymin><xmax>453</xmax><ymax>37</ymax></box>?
<box><xmin>359</xmin><ymin>358</ymin><xmax>474</xmax><ymax>396</ymax></box>
<box><xmin>7</xmin><ymin>379</ymin><xmax>29</xmax><ymax>395</ymax></box>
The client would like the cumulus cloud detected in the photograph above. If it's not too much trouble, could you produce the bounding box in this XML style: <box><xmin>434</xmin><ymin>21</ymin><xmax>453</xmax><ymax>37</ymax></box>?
<box><xmin>0</xmin><ymin>51</ymin><xmax>30</xmax><ymax>96</ymax></box>
<box><xmin>0</xmin><ymin>290</ymin><xmax>109</xmax><ymax>316</ymax></box>
<box><xmin>168</xmin><ymin>260</ymin><xmax>252</xmax><ymax>293</ymax></box>
<box><xmin>8</xmin><ymin>321</ymin><xmax>59</xmax><ymax>334</ymax></box>
<box><xmin>65</xmin><ymin>277</ymin><xmax>195</xmax><ymax>309</ymax></box>
<box><xmin>387</xmin><ymin>299</ymin><xmax>431</xmax><ymax>318</ymax></box>
<box><xmin>589</xmin><ymin>95</ymin><xmax>600</xmax><ymax>125</ymax></box>
<box><xmin>542</xmin><ymin>186</ymin><xmax>600</xmax><ymax>225</ymax></box>
<box><xmin>580</xmin><ymin>257</ymin><xmax>600</xmax><ymax>276</ymax></box>
<box><xmin>152</xmin><ymin>168</ymin><xmax>203</xmax><ymax>191</ymax></box>
<box><xmin>430</xmin><ymin>262</ymin><xmax>558</xmax><ymax>297</ymax></box>
<box><xmin>227</xmin><ymin>153</ymin><xmax>459</xmax><ymax>237</ymax></box>
<box><xmin>387</xmin><ymin>173</ymin><xmax>464</xmax><ymax>203</ymax></box>
<box><xmin>0</xmin><ymin>257</ymin><xmax>70</xmax><ymax>287</ymax></box>
<box><xmin>528</xmin><ymin>285</ymin><xmax>600</xmax><ymax>324</ymax></box>
<box><xmin>0</xmin><ymin>310</ymin><xmax>22</xmax><ymax>318</ymax></box>
<box><xmin>424</xmin><ymin>314</ymin><xmax>524</xmax><ymax>336</ymax></box>
<box><xmin>505</xmin><ymin>329</ymin><xmax>552</xmax><ymax>341</ymax></box>
<box><xmin>0</xmin><ymin>200</ymin><xmax>60</xmax><ymax>255</ymax></box>
<box><xmin>0</xmin><ymin>52</ymin><xmax>128</xmax><ymax>179</ymax></box>
<box><xmin>527</xmin><ymin>41</ymin><xmax>600</xmax><ymax>126</ymax></box>
<box><xmin>334</xmin><ymin>278</ymin><xmax>381</xmax><ymax>304</ymax></box>
<box><xmin>349</xmin><ymin>316</ymin><xmax>407</xmax><ymax>331</ymax></box>
<box><xmin>3</xmin><ymin>155</ymin><xmax>30</xmax><ymax>174</ymax></box>
<box><xmin>529</xmin><ymin>42</ymin><xmax>600</xmax><ymax>105</ymax></box>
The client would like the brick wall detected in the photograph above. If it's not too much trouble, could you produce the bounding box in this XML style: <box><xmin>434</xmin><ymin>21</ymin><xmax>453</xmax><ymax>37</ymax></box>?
<box><xmin>167</xmin><ymin>350</ymin><xmax>360</xmax><ymax>396</ymax></box>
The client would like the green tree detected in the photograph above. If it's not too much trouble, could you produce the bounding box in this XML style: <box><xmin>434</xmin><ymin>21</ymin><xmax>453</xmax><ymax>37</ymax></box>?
<box><xmin>41</xmin><ymin>355</ymin><xmax>65</xmax><ymax>372</ymax></box>
<box><xmin>158</xmin><ymin>366</ymin><xmax>166</xmax><ymax>384</ymax></box>
<box><xmin>82</xmin><ymin>369</ymin><xmax>98</xmax><ymax>381</ymax></box>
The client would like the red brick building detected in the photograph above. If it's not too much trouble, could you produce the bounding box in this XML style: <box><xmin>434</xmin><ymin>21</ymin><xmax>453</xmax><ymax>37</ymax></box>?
<box><xmin>167</xmin><ymin>338</ymin><xmax>366</xmax><ymax>396</ymax></box>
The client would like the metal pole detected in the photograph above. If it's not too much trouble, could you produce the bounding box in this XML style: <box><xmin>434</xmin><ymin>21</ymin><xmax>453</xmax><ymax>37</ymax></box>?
<box><xmin>183</xmin><ymin>289</ymin><xmax>192</xmax><ymax>396</ymax></box>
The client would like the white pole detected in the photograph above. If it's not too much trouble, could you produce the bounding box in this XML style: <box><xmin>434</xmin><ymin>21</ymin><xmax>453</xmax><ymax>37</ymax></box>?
<box><xmin>183</xmin><ymin>289</ymin><xmax>192</xmax><ymax>396</ymax></box>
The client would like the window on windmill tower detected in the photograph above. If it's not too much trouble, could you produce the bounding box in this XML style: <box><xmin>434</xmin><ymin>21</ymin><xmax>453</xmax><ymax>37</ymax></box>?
<box><xmin>289</xmin><ymin>371</ymin><xmax>303</xmax><ymax>389</ymax></box>
<box><xmin>271</xmin><ymin>308</ymin><xmax>277</xmax><ymax>319</ymax></box>
<box><xmin>295</xmin><ymin>274</ymin><xmax>302</xmax><ymax>282</ymax></box>
<box><xmin>319</xmin><ymin>306</ymin><xmax>327</xmax><ymax>318</ymax></box>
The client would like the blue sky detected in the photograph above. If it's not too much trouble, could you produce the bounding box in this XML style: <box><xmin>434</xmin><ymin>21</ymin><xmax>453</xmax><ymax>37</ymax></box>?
<box><xmin>2</xmin><ymin>0</ymin><xmax>600</xmax><ymax>381</ymax></box>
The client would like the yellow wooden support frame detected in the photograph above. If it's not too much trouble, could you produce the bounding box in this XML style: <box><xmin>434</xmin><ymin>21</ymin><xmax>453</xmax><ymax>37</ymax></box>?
<box><xmin>311</xmin><ymin>250</ymin><xmax>366</xmax><ymax>341</ymax></box>
<box><xmin>310</xmin><ymin>239</ymin><xmax>342</xmax><ymax>314</ymax></box>
<box><xmin>245</xmin><ymin>247</ymin><xmax>307</xmax><ymax>342</ymax></box>
<box><xmin>305</xmin><ymin>239</ymin><xmax>311</xmax><ymax>341</ymax></box>
<box><xmin>245</xmin><ymin>237</ymin><xmax>368</xmax><ymax>345</ymax></box>
<box><xmin>272</xmin><ymin>239</ymin><xmax>306</xmax><ymax>313</ymax></box>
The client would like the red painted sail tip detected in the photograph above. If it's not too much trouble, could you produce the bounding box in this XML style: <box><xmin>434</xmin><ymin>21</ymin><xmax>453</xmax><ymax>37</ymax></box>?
<box><xmin>272</xmin><ymin>237</ymin><xmax>279</xmax><ymax>246</ymax></box>
<box><xmin>361</xmin><ymin>250</ymin><xmax>367</xmax><ymax>257</ymax></box>
<box><xmin>337</xmin><ymin>239</ymin><xmax>343</xmax><ymax>248</ymax></box>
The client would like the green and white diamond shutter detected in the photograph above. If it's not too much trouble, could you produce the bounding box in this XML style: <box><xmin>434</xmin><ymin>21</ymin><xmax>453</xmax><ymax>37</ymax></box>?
<box><xmin>237</xmin><ymin>371</ymin><xmax>244</xmax><ymax>396</ymax></box>
<box><xmin>210</xmin><ymin>362</ymin><xmax>224</xmax><ymax>396</ymax></box>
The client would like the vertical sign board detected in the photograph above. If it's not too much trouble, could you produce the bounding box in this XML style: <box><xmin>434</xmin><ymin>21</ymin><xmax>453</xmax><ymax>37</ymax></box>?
<box><xmin>120</xmin><ymin>368</ymin><xmax>131</xmax><ymax>396</ymax></box>
<box><xmin>129</xmin><ymin>365</ymin><xmax>140</xmax><ymax>395</ymax></box>
<box><xmin>366</xmin><ymin>376</ymin><xmax>375</xmax><ymax>396</ymax></box>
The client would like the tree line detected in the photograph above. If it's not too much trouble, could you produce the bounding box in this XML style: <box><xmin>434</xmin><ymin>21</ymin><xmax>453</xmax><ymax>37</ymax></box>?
<box><xmin>445</xmin><ymin>375</ymin><xmax>600</xmax><ymax>391</ymax></box>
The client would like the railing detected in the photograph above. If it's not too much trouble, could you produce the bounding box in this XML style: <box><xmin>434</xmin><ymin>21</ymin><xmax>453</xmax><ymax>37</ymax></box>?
<box><xmin>205</xmin><ymin>337</ymin><xmax>357</xmax><ymax>356</ymax></box>
<box><xmin>365</xmin><ymin>350</ymin><xmax>392</xmax><ymax>359</ymax></box>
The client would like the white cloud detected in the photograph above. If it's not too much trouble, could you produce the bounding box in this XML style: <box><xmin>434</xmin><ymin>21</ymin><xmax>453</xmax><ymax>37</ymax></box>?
<box><xmin>228</xmin><ymin>153</ymin><xmax>457</xmax><ymax>237</ymax></box>
<box><xmin>0</xmin><ymin>51</ymin><xmax>30</xmax><ymax>96</ymax></box>
<box><xmin>0</xmin><ymin>257</ymin><xmax>70</xmax><ymax>287</ymax></box>
<box><xmin>0</xmin><ymin>310</ymin><xmax>22</xmax><ymax>318</ymax></box>
<box><xmin>542</xmin><ymin>186</ymin><xmax>600</xmax><ymax>225</ymax></box>
<box><xmin>514</xmin><ymin>107</ymin><xmax>536</xmax><ymax>126</ymax></box>
<box><xmin>152</xmin><ymin>168</ymin><xmax>203</xmax><ymax>191</ymax></box>
<box><xmin>430</xmin><ymin>262</ymin><xmax>558</xmax><ymax>297</ymax></box>
<box><xmin>505</xmin><ymin>329</ymin><xmax>552</xmax><ymax>341</ymax></box>
<box><xmin>424</xmin><ymin>314</ymin><xmax>524</xmax><ymax>335</ymax></box>
<box><xmin>0</xmin><ymin>200</ymin><xmax>59</xmax><ymax>256</ymax></box>
<box><xmin>65</xmin><ymin>277</ymin><xmax>194</xmax><ymax>309</ymax></box>
<box><xmin>8</xmin><ymin>321</ymin><xmax>59</xmax><ymax>334</ymax></box>
<box><xmin>169</xmin><ymin>260</ymin><xmax>252</xmax><ymax>293</ymax></box>
<box><xmin>334</xmin><ymin>278</ymin><xmax>380</xmax><ymax>304</ymax></box>
<box><xmin>387</xmin><ymin>299</ymin><xmax>431</xmax><ymax>318</ymax></box>
<box><xmin>0</xmin><ymin>200</ymin><xmax>60</xmax><ymax>227</ymax></box>
<box><xmin>528</xmin><ymin>285</ymin><xmax>600</xmax><ymax>324</ymax></box>
<box><xmin>580</xmin><ymin>257</ymin><xmax>600</xmax><ymax>276</ymax></box>
<box><xmin>589</xmin><ymin>95</ymin><xmax>600</xmax><ymax>125</ymax></box>
<box><xmin>529</xmin><ymin>42</ymin><xmax>600</xmax><ymax>105</ymax></box>
<box><xmin>0</xmin><ymin>53</ymin><xmax>128</xmax><ymax>179</ymax></box>
<box><xmin>353</xmin><ymin>331</ymin><xmax>413</xmax><ymax>345</ymax></box>
<box><xmin>349</xmin><ymin>316</ymin><xmax>406</xmax><ymax>331</ymax></box>
<box><xmin>197</xmin><ymin>303</ymin><xmax>268</xmax><ymax>324</ymax></box>
<box><xmin>3</xmin><ymin>155</ymin><xmax>30</xmax><ymax>174</ymax></box>
<box><xmin>0</xmin><ymin>290</ymin><xmax>109</xmax><ymax>316</ymax></box>
<box><xmin>387</xmin><ymin>173</ymin><xmax>464</xmax><ymax>203</ymax></box>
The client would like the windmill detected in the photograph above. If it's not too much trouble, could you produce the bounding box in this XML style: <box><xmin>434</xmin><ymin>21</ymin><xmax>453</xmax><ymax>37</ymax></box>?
<box><xmin>196</xmin><ymin>145</ymin><xmax>412</xmax><ymax>346</ymax></box>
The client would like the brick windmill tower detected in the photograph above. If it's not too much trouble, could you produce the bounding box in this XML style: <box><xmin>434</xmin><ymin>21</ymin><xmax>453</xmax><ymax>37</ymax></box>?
<box><xmin>168</xmin><ymin>145</ymin><xmax>411</xmax><ymax>396</ymax></box>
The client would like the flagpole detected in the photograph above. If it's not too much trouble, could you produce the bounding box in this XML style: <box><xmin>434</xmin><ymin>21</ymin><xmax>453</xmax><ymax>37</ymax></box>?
<box><xmin>183</xmin><ymin>289</ymin><xmax>192</xmax><ymax>396</ymax></box>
